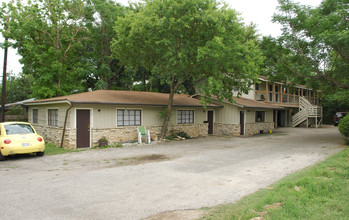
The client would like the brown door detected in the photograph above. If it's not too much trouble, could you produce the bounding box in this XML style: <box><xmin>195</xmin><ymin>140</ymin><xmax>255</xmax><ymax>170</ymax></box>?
<box><xmin>240</xmin><ymin>111</ymin><xmax>244</xmax><ymax>135</ymax></box>
<box><xmin>77</xmin><ymin>110</ymin><xmax>90</xmax><ymax>148</ymax></box>
<box><xmin>207</xmin><ymin>111</ymin><xmax>214</xmax><ymax>134</ymax></box>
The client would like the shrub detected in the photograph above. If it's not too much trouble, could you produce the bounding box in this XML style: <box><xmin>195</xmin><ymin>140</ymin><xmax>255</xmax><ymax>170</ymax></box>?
<box><xmin>166</xmin><ymin>131</ymin><xmax>191</xmax><ymax>140</ymax></box>
<box><xmin>5</xmin><ymin>105</ymin><xmax>25</xmax><ymax>115</ymax></box>
<box><xmin>338</xmin><ymin>114</ymin><xmax>349</xmax><ymax>137</ymax></box>
<box><xmin>166</xmin><ymin>133</ymin><xmax>177</xmax><ymax>140</ymax></box>
<box><xmin>177</xmin><ymin>131</ymin><xmax>191</xmax><ymax>139</ymax></box>
<box><xmin>98</xmin><ymin>136</ymin><xmax>108</xmax><ymax>147</ymax></box>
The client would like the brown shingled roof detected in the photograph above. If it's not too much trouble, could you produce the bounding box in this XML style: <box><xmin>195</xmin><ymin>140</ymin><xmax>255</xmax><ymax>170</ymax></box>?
<box><xmin>233</xmin><ymin>96</ymin><xmax>284</xmax><ymax>109</ymax></box>
<box><xmin>25</xmin><ymin>90</ymin><xmax>221</xmax><ymax>108</ymax></box>
<box><xmin>191</xmin><ymin>94</ymin><xmax>283</xmax><ymax>110</ymax></box>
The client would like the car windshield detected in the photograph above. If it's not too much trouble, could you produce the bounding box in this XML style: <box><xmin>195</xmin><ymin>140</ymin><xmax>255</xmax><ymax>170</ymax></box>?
<box><xmin>4</xmin><ymin>124</ymin><xmax>35</xmax><ymax>135</ymax></box>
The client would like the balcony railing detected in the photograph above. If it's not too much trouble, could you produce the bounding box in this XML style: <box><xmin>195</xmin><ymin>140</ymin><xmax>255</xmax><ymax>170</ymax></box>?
<box><xmin>255</xmin><ymin>88</ymin><xmax>322</xmax><ymax>106</ymax></box>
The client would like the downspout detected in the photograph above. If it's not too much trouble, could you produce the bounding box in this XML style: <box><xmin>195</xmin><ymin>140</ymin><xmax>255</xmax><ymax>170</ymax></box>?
<box><xmin>60</xmin><ymin>103</ymin><xmax>73</xmax><ymax>148</ymax></box>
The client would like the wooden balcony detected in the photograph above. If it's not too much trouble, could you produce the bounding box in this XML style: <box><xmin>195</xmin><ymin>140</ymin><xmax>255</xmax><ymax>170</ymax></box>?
<box><xmin>254</xmin><ymin>82</ymin><xmax>322</xmax><ymax>107</ymax></box>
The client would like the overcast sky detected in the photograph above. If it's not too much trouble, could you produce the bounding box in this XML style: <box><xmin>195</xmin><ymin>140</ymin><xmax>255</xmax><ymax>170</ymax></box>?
<box><xmin>0</xmin><ymin>0</ymin><xmax>323</xmax><ymax>75</ymax></box>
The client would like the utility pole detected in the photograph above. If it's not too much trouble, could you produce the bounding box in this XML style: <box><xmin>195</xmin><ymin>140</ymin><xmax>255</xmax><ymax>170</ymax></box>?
<box><xmin>1</xmin><ymin>37</ymin><xmax>8</xmax><ymax>122</ymax></box>
<box><xmin>1</xmin><ymin>18</ymin><xmax>9</xmax><ymax>122</ymax></box>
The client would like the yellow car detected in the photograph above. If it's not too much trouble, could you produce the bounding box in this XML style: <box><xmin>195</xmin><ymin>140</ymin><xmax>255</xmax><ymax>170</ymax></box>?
<box><xmin>0</xmin><ymin>122</ymin><xmax>45</xmax><ymax>161</ymax></box>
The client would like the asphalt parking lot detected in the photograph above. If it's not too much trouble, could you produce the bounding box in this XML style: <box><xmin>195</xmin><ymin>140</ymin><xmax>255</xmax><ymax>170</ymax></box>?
<box><xmin>0</xmin><ymin>127</ymin><xmax>345</xmax><ymax>220</ymax></box>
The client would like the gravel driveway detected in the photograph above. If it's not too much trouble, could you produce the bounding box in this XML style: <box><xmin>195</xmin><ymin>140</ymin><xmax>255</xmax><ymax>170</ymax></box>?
<box><xmin>0</xmin><ymin>127</ymin><xmax>345</xmax><ymax>220</ymax></box>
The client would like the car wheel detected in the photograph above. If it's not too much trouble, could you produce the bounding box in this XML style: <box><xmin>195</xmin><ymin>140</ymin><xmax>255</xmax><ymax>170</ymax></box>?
<box><xmin>36</xmin><ymin>151</ymin><xmax>45</xmax><ymax>157</ymax></box>
<box><xmin>0</xmin><ymin>151</ymin><xmax>7</xmax><ymax>161</ymax></box>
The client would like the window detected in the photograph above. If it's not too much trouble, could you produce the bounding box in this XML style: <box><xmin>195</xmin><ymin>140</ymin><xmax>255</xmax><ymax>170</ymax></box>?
<box><xmin>255</xmin><ymin>83</ymin><xmax>259</xmax><ymax>91</ymax></box>
<box><xmin>48</xmin><ymin>109</ymin><xmax>58</xmax><ymax>127</ymax></box>
<box><xmin>32</xmin><ymin>109</ymin><xmax>38</xmax><ymax>124</ymax></box>
<box><xmin>233</xmin><ymin>87</ymin><xmax>240</xmax><ymax>92</ymax></box>
<box><xmin>255</xmin><ymin>111</ymin><xmax>265</xmax><ymax>122</ymax></box>
<box><xmin>269</xmin><ymin>93</ymin><xmax>273</xmax><ymax>102</ymax></box>
<box><xmin>4</xmin><ymin>124</ymin><xmax>35</xmax><ymax>135</ymax></box>
<box><xmin>275</xmin><ymin>85</ymin><xmax>280</xmax><ymax>92</ymax></box>
<box><xmin>269</xmin><ymin>84</ymin><xmax>273</xmax><ymax>92</ymax></box>
<box><xmin>117</xmin><ymin>109</ymin><xmax>141</xmax><ymax>126</ymax></box>
<box><xmin>177</xmin><ymin>110</ymin><xmax>194</xmax><ymax>124</ymax></box>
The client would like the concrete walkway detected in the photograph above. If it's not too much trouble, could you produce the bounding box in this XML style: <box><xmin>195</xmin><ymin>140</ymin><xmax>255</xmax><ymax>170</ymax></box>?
<box><xmin>0</xmin><ymin>127</ymin><xmax>345</xmax><ymax>220</ymax></box>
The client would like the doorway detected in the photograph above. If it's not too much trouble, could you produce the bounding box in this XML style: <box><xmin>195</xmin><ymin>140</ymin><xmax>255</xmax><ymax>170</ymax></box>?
<box><xmin>76</xmin><ymin>109</ymin><xmax>90</xmax><ymax>148</ymax></box>
<box><xmin>240</xmin><ymin>111</ymin><xmax>245</xmax><ymax>135</ymax></box>
<box><xmin>277</xmin><ymin>110</ymin><xmax>286</xmax><ymax>127</ymax></box>
<box><xmin>207</xmin><ymin>110</ymin><xmax>214</xmax><ymax>135</ymax></box>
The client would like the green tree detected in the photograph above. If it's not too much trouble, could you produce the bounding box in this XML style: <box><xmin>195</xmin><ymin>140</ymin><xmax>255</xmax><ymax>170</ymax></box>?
<box><xmin>338</xmin><ymin>114</ymin><xmax>349</xmax><ymax>138</ymax></box>
<box><xmin>1</xmin><ymin>74</ymin><xmax>34</xmax><ymax>104</ymax></box>
<box><xmin>322</xmin><ymin>91</ymin><xmax>349</xmax><ymax>124</ymax></box>
<box><xmin>112</xmin><ymin>0</ymin><xmax>263</xmax><ymax>138</ymax></box>
<box><xmin>1</xmin><ymin>0</ymin><xmax>88</xmax><ymax>98</ymax></box>
<box><xmin>270</xmin><ymin>0</ymin><xmax>349</xmax><ymax>92</ymax></box>
<box><xmin>82</xmin><ymin>0</ymin><xmax>134</xmax><ymax>91</ymax></box>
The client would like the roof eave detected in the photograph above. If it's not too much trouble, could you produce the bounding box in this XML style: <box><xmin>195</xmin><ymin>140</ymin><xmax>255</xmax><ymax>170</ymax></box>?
<box><xmin>70</xmin><ymin>101</ymin><xmax>222</xmax><ymax>108</ymax></box>
<box><xmin>244</xmin><ymin>106</ymin><xmax>284</xmax><ymax>110</ymax></box>
<box><xmin>24</xmin><ymin>99</ymin><xmax>72</xmax><ymax>106</ymax></box>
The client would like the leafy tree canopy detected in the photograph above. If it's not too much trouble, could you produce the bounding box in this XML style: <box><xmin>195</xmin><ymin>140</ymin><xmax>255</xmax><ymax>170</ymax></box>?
<box><xmin>112</xmin><ymin>0</ymin><xmax>264</xmax><ymax>137</ymax></box>
<box><xmin>264</xmin><ymin>0</ymin><xmax>349</xmax><ymax>95</ymax></box>
<box><xmin>1</xmin><ymin>0</ymin><xmax>90</xmax><ymax>98</ymax></box>
<box><xmin>0</xmin><ymin>73</ymin><xmax>34</xmax><ymax>104</ymax></box>
<box><xmin>82</xmin><ymin>0</ymin><xmax>133</xmax><ymax>90</ymax></box>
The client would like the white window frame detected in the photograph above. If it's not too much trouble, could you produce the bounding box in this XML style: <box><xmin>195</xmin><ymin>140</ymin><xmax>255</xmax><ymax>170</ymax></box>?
<box><xmin>32</xmin><ymin>109</ymin><xmax>38</xmax><ymax>124</ymax></box>
<box><xmin>177</xmin><ymin>110</ymin><xmax>194</xmax><ymax>124</ymax></box>
<box><xmin>47</xmin><ymin>109</ymin><xmax>58</xmax><ymax>127</ymax></box>
<box><xmin>116</xmin><ymin>108</ymin><xmax>143</xmax><ymax>127</ymax></box>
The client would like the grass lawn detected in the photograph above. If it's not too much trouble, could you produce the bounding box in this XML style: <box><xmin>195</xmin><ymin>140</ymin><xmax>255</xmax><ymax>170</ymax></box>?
<box><xmin>44</xmin><ymin>142</ymin><xmax>124</xmax><ymax>155</ymax></box>
<box><xmin>45</xmin><ymin>143</ymin><xmax>83</xmax><ymax>155</ymax></box>
<box><xmin>204</xmin><ymin>147</ymin><xmax>349</xmax><ymax>220</ymax></box>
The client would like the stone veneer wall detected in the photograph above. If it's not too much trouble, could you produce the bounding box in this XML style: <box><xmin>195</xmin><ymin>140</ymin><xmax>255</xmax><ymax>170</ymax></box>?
<box><xmin>33</xmin><ymin>125</ymin><xmax>77</xmax><ymax>149</ymax></box>
<box><xmin>245</xmin><ymin>122</ymin><xmax>274</xmax><ymax>136</ymax></box>
<box><xmin>214</xmin><ymin>123</ymin><xmax>240</xmax><ymax>136</ymax></box>
<box><xmin>93</xmin><ymin>123</ymin><xmax>208</xmax><ymax>146</ymax></box>
<box><xmin>34</xmin><ymin>123</ymin><xmax>208</xmax><ymax>149</ymax></box>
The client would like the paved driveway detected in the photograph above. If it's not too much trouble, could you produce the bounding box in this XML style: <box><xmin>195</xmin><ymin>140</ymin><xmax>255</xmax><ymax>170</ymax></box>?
<box><xmin>0</xmin><ymin>127</ymin><xmax>344</xmax><ymax>220</ymax></box>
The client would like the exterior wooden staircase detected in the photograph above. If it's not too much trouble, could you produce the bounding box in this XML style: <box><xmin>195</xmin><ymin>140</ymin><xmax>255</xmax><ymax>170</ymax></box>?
<box><xmin>292</xmin><ymin>96</ymin><xmax>323</xmax><ymax>128</ymax></box>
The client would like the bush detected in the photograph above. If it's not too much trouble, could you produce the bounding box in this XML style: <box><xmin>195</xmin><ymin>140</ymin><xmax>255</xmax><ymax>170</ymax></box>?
<box><xmin>98</xmin><ymin>136</ymin><xmax>108</xmax><ymax>147</ymax></box>
<box><xmin>177</xmin><ymin>131</ymin><xmax>191</xmax><ymax>139</ymax></box>
<box><xmin>5</xmin><ymin>104</ymin><xmax>26</xmax><ymax>115</ymax></box>
<box><xmin>338</xmin><ymin>114</ymin><xmax>349</xmax><ymax>137</ymax></box>
<box><xmin>166</xmin><ymin>131</ymin><xmax>191</xmax><ymax>140</ymax></box>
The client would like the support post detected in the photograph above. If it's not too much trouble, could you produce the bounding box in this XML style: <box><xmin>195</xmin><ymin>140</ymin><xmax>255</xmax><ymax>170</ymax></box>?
<box><xmin>1</xmin><ymin>37</ymin><xmax>8</xmax><ymax>122</ymax></box>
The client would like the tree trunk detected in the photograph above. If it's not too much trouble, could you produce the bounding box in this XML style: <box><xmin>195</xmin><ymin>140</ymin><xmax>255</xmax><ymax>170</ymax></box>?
<box><xmin>143</xmin><ymin>70</ymin><xmax>146</xmax><ymax>91</ymax></box>
<box><xmin>160</xmin><ymin>88</ymin><xmax>175</xmax><ymax>139</ymax></box>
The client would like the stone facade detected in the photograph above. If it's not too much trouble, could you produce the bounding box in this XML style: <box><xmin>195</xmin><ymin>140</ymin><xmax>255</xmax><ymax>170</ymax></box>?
<box><xmin>93</xmin><ymin>123</ymin><xmax>208</xmax><ymax>146</ymax></box>
<box><xmin>34</xmin><ymin>123</ymin><xmax>208</xmax><ymax>149</ymax></box>
<box><xmin>33</xmin><ymin>125</ymin><xmax>76</xmax><ymax>149</ymax></box>
<box><xmin>214</xmin><ymin>123</ymin><xmax>240</xmax><ymax>136</ymax></box>
<box><xmin>34</xmin><ymin>122</ymin><xmax>275</xmax><ymax>149</ymax></box>
<box><xmin>245</xmin><ymin>122</ymin><xmax>274</xmax><ymax>136</ymax></box>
